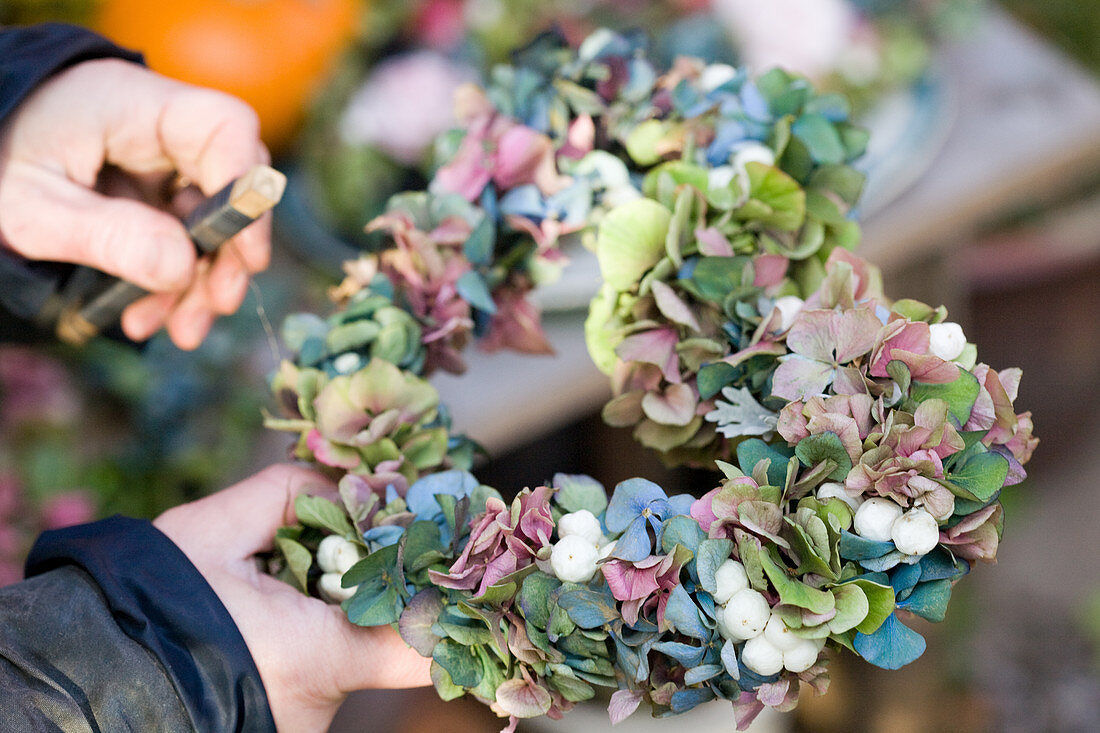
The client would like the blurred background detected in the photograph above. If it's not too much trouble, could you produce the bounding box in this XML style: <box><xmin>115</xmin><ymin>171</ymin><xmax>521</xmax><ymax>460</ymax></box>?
<box><xmin>2</xmin><ymin>1</ymin><xmax>1100</xmax><ymax>731</ymax></box>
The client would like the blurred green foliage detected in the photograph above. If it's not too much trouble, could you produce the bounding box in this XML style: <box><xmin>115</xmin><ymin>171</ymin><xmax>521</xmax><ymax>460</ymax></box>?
<box><xmin>1000</xmin><ymin>0</ymin><xmax>1100</xmax><ymax>75</ymax></box>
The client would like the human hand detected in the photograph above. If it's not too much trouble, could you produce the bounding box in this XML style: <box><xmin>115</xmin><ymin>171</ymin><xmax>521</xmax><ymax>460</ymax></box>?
<box><xmin>0</xmin><ymin>58</ymin><xmax>271</xmax><ymax>350</ymax></box>
<box><xmin>153</xmin><ymin>465</ymin><xmax>432</xmax><ymax>732</ymax></box>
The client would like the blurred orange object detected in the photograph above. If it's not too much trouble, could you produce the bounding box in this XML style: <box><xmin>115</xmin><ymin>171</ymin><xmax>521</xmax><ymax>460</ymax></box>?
<box><xmin>93</xmin><ymin>0</ymin><xmax>361</xmax><ymax>155</ymax></box>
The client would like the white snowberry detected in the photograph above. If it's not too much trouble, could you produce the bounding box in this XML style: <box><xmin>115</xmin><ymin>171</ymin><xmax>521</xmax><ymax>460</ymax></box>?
<box><xmin>928</xmin><ymin>322</ymin><xmax>967</xmax><ymax>361</ymax></box>
<box><xmin>741</xmin><ymin>635</ymin><xmax>785</xmax><ymax>676</ymax></box>
<box><xmin>891</xmin><ymin>507</ymin><xmax>941</xmax><ymax>556</ymax></box>
<box><xmin>763</xmin><ymin>613</ymin><xmax>802</xmax><ymax>652</ymax></box>
<box><xmin>318</xmin><ymin>572</ymin><xmax>357</xmax><ymax>603</ymax></box>
<box><xmin>316</xmin><ymin>535</ymin><xmax>364</xmax><ymax>574</ymax></box>
<box><xmin>731</xmin><ymin>141</ymin><xmax>776</xmax><ymax>172</ymax></box>
<box><xmin>854</xmin><ymin>497</ymin><xmax>904</xmax><ymax>542</ymax></box>
<box><xmin>720</xmin><ymin>588</ymin><xmax>771</xmax><ymax>641</ymax></box>
<box><xmin>700</xmin><ymin>63</ymin><xmax>738</xmax><ymax>92</ymax></box>
<box><xmin>816</xmin><ymin>481</ymin><xmax>863</xmax><ymax>513</ymax></box>
<box><xmin>557</xmin><ymin>510</ymin><xmax>604</xmax><ymax>545</ymax></box>
<box><xmin>550</xmin><ymin>535</ymin><xmax>599</xmax><ymax>583</ymax></box>
<box><xmin>782</xmin><ymin>637</ymin><xmax>824</xmax><ymax>673</ymax></box>
<box><xmin>713</xmin><ymin>559</ymin><xmax>750</xmax><ymax>604</ymax></box>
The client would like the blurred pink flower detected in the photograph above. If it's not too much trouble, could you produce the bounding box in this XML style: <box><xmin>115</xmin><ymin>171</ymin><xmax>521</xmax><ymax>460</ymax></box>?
<box><xmin>0</xmin><ymin>347</ymin><xmax>80</xmax><ymax>429</ymax></box>
<box><xmin>41</xmin><ymin>491</ymin><xmax>96</xmax><ymax>530</ymax></box>
<box><xmin>340</xmin><ymin>50</ymin><xmax>476</xmax><ymax>165</ymax></box>
<box><xmin>711</xmin><ymin>0</ymin><xmax>857</xmax><ymax>80</ymax></box>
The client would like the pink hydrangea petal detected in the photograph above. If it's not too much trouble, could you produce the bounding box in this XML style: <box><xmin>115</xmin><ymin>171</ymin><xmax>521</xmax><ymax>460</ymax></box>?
<box><xmin>771</xmin><ymin>355</ymin><xmax>835</xmax><ymax>402</ymax></box>
<box><xmin>752</xmin><ymin>254</ymin><xmax>789</xmax><ymax>288</ymax></box>
<box><xmin>616</xmin><ymin>328</ymin><xmax>681</xmax><ymax>384</ymax></box>
<box><xmin>832</xmin><ymin>307</ymin><xmax>881</xmax><ymax>364</ymax></box>
<box><xmin>787</xmin><ymin>310</ymin><xmax>838</xmax><ymax>362</ymax></box>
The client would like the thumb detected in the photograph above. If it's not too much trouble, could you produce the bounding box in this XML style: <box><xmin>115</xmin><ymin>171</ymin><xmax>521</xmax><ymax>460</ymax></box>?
<box><xmin>330</xmin><ymin>622</ymin><xmax>434</xmax><ymax>692</ymax></box>
<box><xmin>0</xmin><ymin>161</ymin><xmax>196</xmax><ymax>292</ymax></box>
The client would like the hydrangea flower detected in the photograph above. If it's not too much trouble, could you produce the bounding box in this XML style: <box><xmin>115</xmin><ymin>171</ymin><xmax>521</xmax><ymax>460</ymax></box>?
<box><xmin>430</xmin><ymin>485</ymin><xmax>554</xmax><ymax>597</ymax></box>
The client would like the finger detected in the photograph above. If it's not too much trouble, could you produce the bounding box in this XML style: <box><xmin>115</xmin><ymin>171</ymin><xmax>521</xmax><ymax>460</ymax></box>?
<box><xmin>0</xmin><ymin>162</ymin><xmax>196</xmax><ymax>292</ymax></box>
<box><xmin>332</xmin><ymin>623</ymin><xmax>434</xmax><ymax>692</ymax></box>
<box><xmin>203</xmin><ymin>464</ymin><xmax>337</xmax><ymax>557</ymax></box>
<box><xmin>160</xmin><ymin>258</ymin><xmax>217</xmax><ymax>350</ymax></box>
<box><xmin>165</xmin><ymin>303</ymin><xmax>215</xmax><ymax>351</ymax></box>
<box><xmin>204</xmin><ymin>236</ymin><xmax>256</xmax><ymax>316</ymax></box>
<box><xmin>156</xmin><ymin>87</ymin><xmax>267</xmax><ymax>197</ymax></box>
<box><xmin>120</xmin><ymin>291</ymin><xmax>176</xmax><ymax>341</ymax></box>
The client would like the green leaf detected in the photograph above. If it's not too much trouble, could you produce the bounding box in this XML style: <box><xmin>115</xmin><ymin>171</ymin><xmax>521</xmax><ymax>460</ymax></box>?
<box><xmin>548</xmin><ymin>668</ymin><xmax>596</xmax><ymax>702</ymax></box>
<box><xmin>548</xmin><ymin>598</ymin><xmax>576</xmax><ymax>640</ymax></box>
<box><xmin>596</xmin><ymin>199</ymin><xmax>672</xmax><ymax>291</ymax></box>
<box><xmin>737</xmin><ymin>534</ymin><xmax>768</xmax><ymax>593</ymax></box>
<box><xmin>430</xmin><ymin>660</ymin><xmax>466</xmax><ymax>701</ymax></box>
<box><xmin>910</xmin><ymin>371</ymin><xmax>981</xmax><ymax>428</ymax></box>
<box><xmin>274</xmin><ymin>536</ymin><xmax>312</xmax><ymax>593</ymax></box>
<box><xmin>900</xmin><ymin>579</ymin><xmax>953</xmax><ymax>623</ymax></box>
<box><xmin>696</xmin><ymin>362</ymin><xmax>738</xmax><ymax>400</ymax></box>
<box><xmin>946</xmin><ymin>447</ymin><xmax>1009</xmax><ymax>503</ymax></box>
<box><xmin>641</xmin><ymin>161</ymin><xmax>710</xmax><ymax>201</ymax></box>
<box><xmin>518</xmin><ymin>572</ymin><xmax>561</xmax><ymax>629</ymax></box>
<box><xmin>759</xmin><ymin>548</ymin><xmax>835</xmax><ymax>614</ymax></box>
<box><xmin>553</xmin><ymin>473</ymin><xmax>608</xmax><ymax>517</ymax></box>
<box><xmin>792</xmin><ymin>114</ymin><xmax>846</xmax><ymax>165</ymax></box>
<box><xmin>401</xmin><ymin>427</ymin><xmax>449</xmax><ymax>470</ymax></box>
<box><xmin>785</xmin><ymin>518</ymin><xmax>836</xmax><ymax>580</ymax></box>
<box><xmin>557</xmin><ymin>587</ymin><xmax>620</xmax><ymax>629</ymax></box>
<box><xmin>343</xmin><ymin>583</ymin><xmax>402</xmax><ymax>626</ymax></box>
<box><xmin>738</xmin><ymin>162</ymin><xmax>806</xmax><ymax>231</ymax></box>
<box><xmin>625</xmin><ymin>119</ymin><xmax>668</xmax><ymax>166</ymax></box>
<box><xmin>463</xmin><ymin>214</ymin><xmax>495</xmax><ymax>265</ymax></box>
<box><xmin>437</xmin><ymin>618</ymin><xmax>493</xmax><ymax>647</ymax></box>
<box><xmin>844</xmin><ymin>577</ymin><xmax>895</xmax><ymax>635</ymax></box>
<box><xmin>432</xmin><ymin>639</ymin><xmax>483</xmax><ymax>689</ymax></box>
<box><xmin>294</xmin><ymin>495</ymin><xmax>355</xmax><ymax>537</ymax></box>
<box><xmin>342</xmin><ymin>542</ymin><xmax>400</xmax><ymax>586</ymax></box>
<box><xmin>825</xmin><ymin>582</ymin><xmax>869</xmax><ymax>635</ymax></box>
<box><xmin>696</xmin><ymin>538</ymin><xmax>735</xmax><ymax>595</ymax></box>
<box><xmin>455</xmin><ymin>271</ymin><xmax>497</xmax><ymax>314</ymax></box>
<box><xmin>808</xmin><ymin>164</ymin><xmax>865</xmax><ymax>207</ymax></box>
<box><xmin>661</xmin><ymin>514</ymin><xmax>705</xmax><ymax>555</ymax></box>
<box><xmin>688</xmin><ymin>256</ymin><xmax>749</xmax><ymax>302</ymax></box>
<box><xmin>838</xmin><ymin>123</ymin><xmax>870</xmax><ymax>159</ymax></box>
<box><xmin>665</xmin><ymin>187</ymin><xmax>695</xmax><ymax>267</ymax></box>
<box><xmin>324</xmin><ymin>320</ymin><xmax>380</xmax><ymax>354</ymax></box>
<box><xmin>403</xmin><ymin>520</ymin><xmax>445</xmax><ymax>573</ymax></box>
<box><xmin>795</xmin><ymin>432</ymin><xmax>852</xmax><ymax>481</ymax></box>
<box><xmin>471</xmin><ymin>645</ymin><xmax>508</xmax><ymax>702</ymax></box>
<box><xmin>737</xmin><ymin>438</ymin><xmax>794</xmax><ymax>487</ymax></box>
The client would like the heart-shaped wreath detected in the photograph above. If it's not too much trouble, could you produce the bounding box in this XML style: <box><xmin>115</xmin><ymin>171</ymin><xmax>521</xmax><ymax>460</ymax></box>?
<box><xmin>265</xmin><ymin>29</ymin><xmax>1037</xmax><ymax>731</ymax></box>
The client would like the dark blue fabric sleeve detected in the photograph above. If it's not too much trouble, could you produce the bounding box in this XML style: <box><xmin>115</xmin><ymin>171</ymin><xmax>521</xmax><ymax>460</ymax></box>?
<box><xmin>0</xmin><ymin>23</ymin><xmax>143</xmax><ymax>337</ymax></box>
<box><xmin>24</xmin><ymin>516</ymin><xmax>277</xmax><ymax>733</ymax></box>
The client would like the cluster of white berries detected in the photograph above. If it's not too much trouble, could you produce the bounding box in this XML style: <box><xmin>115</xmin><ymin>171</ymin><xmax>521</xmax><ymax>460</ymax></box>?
<box><xmin>548</xmin><ymin>510</ymin><xmax>616</xmax><ymax>584</ymax></box>
<box><xmin>712</xmin><ymin>559</ymin><xmax>824</xmax><ymax>676</ymax></box>
<box><xmin>818</xmin><ymin>482</ymin><xmax>941</xmax><ymax>558</ymax></box>
<box><xmin>315</xmin><ymin>535</ymin><xmax>365</xmax><ymax>603</ymax></box>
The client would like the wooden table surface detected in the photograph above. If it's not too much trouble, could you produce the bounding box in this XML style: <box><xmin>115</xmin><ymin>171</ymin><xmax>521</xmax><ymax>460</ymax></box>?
<box><xmin>433</xmin><ymin>8</ymin><xmax>1100</xmax><ymax>458</ymax></box>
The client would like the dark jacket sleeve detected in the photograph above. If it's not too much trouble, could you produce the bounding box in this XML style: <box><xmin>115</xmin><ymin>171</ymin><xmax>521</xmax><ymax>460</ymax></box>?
<box><xmin>0</xmin><ymin>23</ymin><xmax>143</xmax><ymax>340</ymax></box>
<box><xmin>0</xmin><ymin>516</ymin><xmax>277</xmax><ymax>732</ymax></box>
